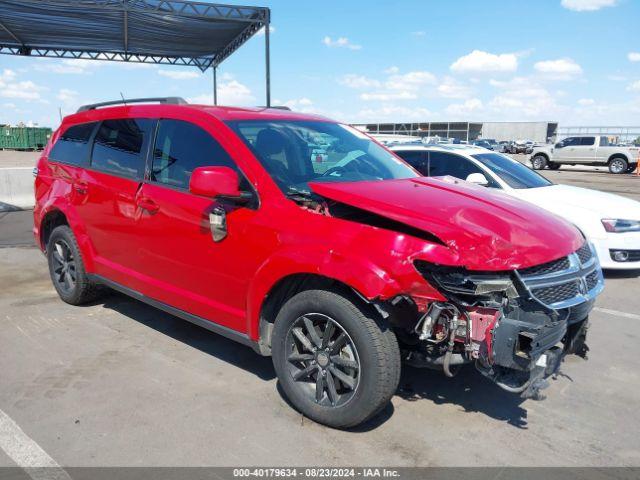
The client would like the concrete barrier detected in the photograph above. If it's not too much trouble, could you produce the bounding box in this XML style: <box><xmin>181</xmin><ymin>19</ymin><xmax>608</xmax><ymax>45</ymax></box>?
<box><xmin>0</xmin><ymin>167</ymin><xmax>35</xmax><ymax>211</ymax></box>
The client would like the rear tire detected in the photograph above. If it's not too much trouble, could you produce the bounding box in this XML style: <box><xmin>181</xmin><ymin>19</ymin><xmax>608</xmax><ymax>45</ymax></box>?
<box><xmin>47</xmin><ymin>225</ymin><xmax>102</xmax><ymax>305</ymax></box>
<box><xmin>608</xmin><ymin>157</ymin><xmax>628</xmax><ymax>174</ymax></box>
<box><xmin>548</xmin><ymin>162</ymin><xmax>561</xmax><ymax>170</ymax></box>
<box><xmin>531</xmin><ymin>154</ymin><xmax>547</xmax><ymax>170</ymax></box>
<box><xmin>272</xmin><ymin>289</ymin><xmax>401</xmax><ymax>429</ymax></box>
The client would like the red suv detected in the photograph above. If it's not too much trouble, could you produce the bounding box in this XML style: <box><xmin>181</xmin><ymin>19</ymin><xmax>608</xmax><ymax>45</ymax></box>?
<box><xmin>34</xmin><ymin>98</ymin><xmax>603</xmax><ymax>428</ymax></box>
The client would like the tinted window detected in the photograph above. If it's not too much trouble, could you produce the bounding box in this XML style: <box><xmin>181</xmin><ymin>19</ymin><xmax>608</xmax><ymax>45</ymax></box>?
<box><xmin>580</xmin><ymin>137</ymin><xmax>595</xmax><ymax>146</ymax></box>
<box><xmin>427</xmin><ymin>151</ymin><xmax>499</xmax><ymax>188</ymax></box>
<box><xmin>560</xmin><ymin>137</ymin><xmax>580</xmax><ymax>147</ymax></box>
<box><xmin>600</xmin><ymin>136</ymin><xmax>610</xmax><ymax>147</ymax></box>
<box><xmin>91</xmin><ymin>119</ymin><xmax>152</xmax><ymax>179</ymax></box>
<box><xmin>49</xmin><ymin>122</ymin><xmax>97</xmax><ymax>165</ymax></box>
<box><xmin>394</xmin><ymin>150</ymin><xmax>427</xmax><ymax>174</ymax></box>
<box><xmin>151</xmin><ymin>120</ymin><xmax>238</xmax><ymax>189</ymax></box>
<box><xmin>472</xmin><ymin>153</ymin><xmax>552</xmax><ymax>189</ymax></box>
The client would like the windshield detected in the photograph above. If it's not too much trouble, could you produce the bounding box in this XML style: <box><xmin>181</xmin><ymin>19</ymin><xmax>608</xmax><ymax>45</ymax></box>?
<box><xmin>471</xmin><ymin>152</ymin><xmax>552</xmax><ymax>189</ymax></box>
<box><xmin>226</xmin><ymin>120</ymin><xmax>417</xmax><ymax>195</ymax></box>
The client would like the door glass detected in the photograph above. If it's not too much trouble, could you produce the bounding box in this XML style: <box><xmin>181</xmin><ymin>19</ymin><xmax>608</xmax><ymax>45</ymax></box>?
<box><xmin>394</xmin><ymin>150</ymin><xmax>427</xmax><ymax>175</ymax></box>
<box><xmin>91</xmin><ymin>119</ymin><xmax>153</xmax><ymax>179</ymax></box>
<box><xmin>580</xmin><ymin>137</ymin><xmax>595</xmax><ymax>146</ymax></box>
<box><xmin>428</xmin><ymin>151</ymin><xmax>499</xmax><ymax>188</ymax></box>
<box><xmin>151</xmin><ymin>119</ymin><xmax>241</xmax><ymax>189</ymax></box>
<box><xmin>49</xmin><ymin>122</ymin><xmax>97</xmax><ymax>165</ymax></box>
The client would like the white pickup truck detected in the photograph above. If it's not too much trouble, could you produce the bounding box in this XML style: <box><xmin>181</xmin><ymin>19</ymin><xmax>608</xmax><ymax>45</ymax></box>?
<box><xmin>530</xmin><ymin>135</ymin><xmax>639</xmax><ymax>174</ymax></box>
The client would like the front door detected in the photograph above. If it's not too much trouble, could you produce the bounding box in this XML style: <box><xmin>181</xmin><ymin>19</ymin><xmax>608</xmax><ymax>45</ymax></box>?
<box><xmin>134</xmin><ymin>119</ymin><xmax>259</xmax><ymax>332</ymax></box>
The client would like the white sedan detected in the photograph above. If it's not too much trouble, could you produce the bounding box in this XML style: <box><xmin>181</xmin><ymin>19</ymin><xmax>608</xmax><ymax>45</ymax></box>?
<box><xmin>389</xmin><ymin>143</ymin><xmax>640</xmax><ymax>270</ymax></box>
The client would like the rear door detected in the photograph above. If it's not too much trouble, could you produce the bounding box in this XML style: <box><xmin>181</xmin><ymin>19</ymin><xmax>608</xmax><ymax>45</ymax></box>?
<box><xmin>134</xmin><ymin>119</ymin><xmax>259</xmax><ymax>331</ymax></box>
<box><xmin>73</xmin><ymin>118</ymin><xmax>155</xmax><ymax>289</ymax></box>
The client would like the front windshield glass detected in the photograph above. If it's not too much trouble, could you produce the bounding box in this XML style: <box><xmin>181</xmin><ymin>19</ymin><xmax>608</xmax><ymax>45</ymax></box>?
<box><xmin>226</xmin><ymin>120</ymin><xmax>417</xmax><ymax>195</ymax></box>
<box><xmin>471</xmin><ymin>152</ymin><xmax>552</xmax><ymax>189</ymax></box>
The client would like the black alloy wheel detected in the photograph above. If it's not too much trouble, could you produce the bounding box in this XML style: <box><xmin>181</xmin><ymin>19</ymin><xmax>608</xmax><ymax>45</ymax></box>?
<box><xmin>285</xmin><ymin>313</ymin><xmax>360</xmax><ymax>408</ymax></box>
<box><xmin>51</xmin><ymin>239</ymin><xmax>77</xmax><ymax>295</ymax></box>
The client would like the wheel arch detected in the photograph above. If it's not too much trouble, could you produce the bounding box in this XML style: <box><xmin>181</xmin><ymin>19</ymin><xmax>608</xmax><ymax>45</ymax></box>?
<box><xmin>246</xmin><ymin>250</ymin><xmax>402</xmax><ymax>352</ymax></box>
<box><xmin>37</xmin><ymin>202</ymin><xmax>96</xmax><ymax>272</ymax></box>
<box><xmin>608</xmin><ymin>153</ymin><xmax>629</xmax><ymax>164</ymax></box>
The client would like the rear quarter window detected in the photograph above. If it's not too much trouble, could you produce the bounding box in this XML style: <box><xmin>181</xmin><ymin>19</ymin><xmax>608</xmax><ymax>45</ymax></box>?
<box><xmin>48</xmin><ymin>122</ymin><xmax>97</xmax><ymax>166</ymax></box>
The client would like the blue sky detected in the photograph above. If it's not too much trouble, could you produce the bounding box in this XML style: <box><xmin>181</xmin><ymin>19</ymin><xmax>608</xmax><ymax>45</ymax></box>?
<box><xmin>1</xmin><ymin>0</ymin><xmax>639</xmax><ymax>128</ymax></box>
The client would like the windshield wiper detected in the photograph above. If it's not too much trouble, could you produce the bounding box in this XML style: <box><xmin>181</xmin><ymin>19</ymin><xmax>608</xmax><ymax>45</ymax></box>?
<box><xmin>285</xmin><ymin>186</ymin><xmax>314</xmax><ymax>199</ymax></box>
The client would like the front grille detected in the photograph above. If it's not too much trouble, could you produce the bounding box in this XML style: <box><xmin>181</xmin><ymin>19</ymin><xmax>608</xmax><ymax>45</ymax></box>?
<box><xmin>586</xmin><ymin>270</ymin><xmax>599</xmax><ymax>290</ymax></box>
<box><xmin>531</xmin><ymin>281</ymin><xmax>579</xmax><ymax>305</ymax></box>
<box><xmin>516</xmin><ymin>242</ymin><xmax>603</xmax><ymax>309</ymax></box>
<box><xmin>519</xmin><ymin>256</ymin><xmax>570</xmax><ymax>276</ymax></box>
<box><xmin>576</xmin><ymin>243</ymin><xmax>593</xmax><ymax>264</ymax></box>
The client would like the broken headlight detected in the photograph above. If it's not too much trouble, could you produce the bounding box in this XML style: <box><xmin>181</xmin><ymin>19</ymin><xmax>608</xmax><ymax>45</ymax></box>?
<box><xmin>414</xmin><ymin>260</ymin><xmax>519</xmax><ymax>301</ymax></box>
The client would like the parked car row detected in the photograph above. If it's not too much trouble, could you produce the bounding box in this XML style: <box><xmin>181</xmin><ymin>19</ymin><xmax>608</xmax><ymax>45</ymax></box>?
<box><xmin>472</xmin><ymin>139</ymin><xmax>535</xmax><ymax>154</ymax></box>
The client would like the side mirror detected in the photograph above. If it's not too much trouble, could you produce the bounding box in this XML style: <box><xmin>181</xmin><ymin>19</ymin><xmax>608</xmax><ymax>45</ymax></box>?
<box><xmin>555</xmin><ymin>142</ymin><xmax>563</xmax><ymax>149</ymax></box>
<box><xmin>189</xmin><ymin>166</ymin><xmax>241</xmax><ymax>199</ymax></box>
<box><xmin>466</xmin><ymin>172</ymin><xmax>489</xmax><ymax>186</ymax></box>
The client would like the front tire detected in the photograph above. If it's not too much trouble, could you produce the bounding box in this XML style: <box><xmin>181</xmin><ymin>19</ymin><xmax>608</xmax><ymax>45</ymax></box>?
<box><xmin>272</xmin><ymin>289</ymin><xmax>401</xmax><ymax>429</ymax></box>
<box><xmin>531</xmin><ymin>154</ymin><xmax>547</xmax><ymax>170</ymax></box>
<box><xmin>47</xmin><ymin>225</ymin><xmax>102</xmax><ymax>305</ymax></box>
<box><xmin>608</xmin><ymin>157</ymin><xmax>628</xmax><ymax>174</ymax></box>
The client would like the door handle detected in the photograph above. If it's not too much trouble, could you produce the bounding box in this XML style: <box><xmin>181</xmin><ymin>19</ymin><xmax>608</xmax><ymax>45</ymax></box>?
<box><xmin>73</xmin><ymin>181</ymin><xmax>88</xmax><ymax>195</ymax></box>
<box><xmin>137</xmin><ymin>197</ymin><xmax>160</xmax><ymax>214</ymax></box>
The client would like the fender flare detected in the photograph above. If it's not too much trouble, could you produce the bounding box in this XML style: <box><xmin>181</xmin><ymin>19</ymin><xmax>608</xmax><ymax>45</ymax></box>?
<box><xmin>245</xmin><ymin>246</ymin><xmax>401</xmax><ymax>339</ymax></box>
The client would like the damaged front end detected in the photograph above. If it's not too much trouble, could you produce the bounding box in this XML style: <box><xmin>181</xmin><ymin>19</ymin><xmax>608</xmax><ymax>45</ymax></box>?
<box><xmin>392</xmin><ymin>242</ymin><xmax>603</xmax><ymax>399</ymax></box>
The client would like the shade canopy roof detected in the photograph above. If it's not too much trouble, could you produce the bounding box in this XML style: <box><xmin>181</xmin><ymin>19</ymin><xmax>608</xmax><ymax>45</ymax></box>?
<box><xmin>0</xmin><ymin>0</ymin><xmax>270</xmax><ymax>71</ymax></box>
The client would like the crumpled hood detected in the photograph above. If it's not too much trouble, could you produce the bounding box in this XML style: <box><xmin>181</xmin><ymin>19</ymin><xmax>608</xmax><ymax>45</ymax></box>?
<box><xmin>310</xmin><ymin>177</ymin><xmax>584</xmax><ymax>271</ymax></box>
<box><xmin>509</xmin><ymin>184</ymin><xmax>640</xmax><ymax>219</ymax></box>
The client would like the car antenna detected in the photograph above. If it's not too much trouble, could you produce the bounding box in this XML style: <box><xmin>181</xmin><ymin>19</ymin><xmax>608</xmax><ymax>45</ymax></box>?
<box><xmin>120</xmin><ymin>92</ymin><xmax>127</xmax><ymax>106</ymax></box>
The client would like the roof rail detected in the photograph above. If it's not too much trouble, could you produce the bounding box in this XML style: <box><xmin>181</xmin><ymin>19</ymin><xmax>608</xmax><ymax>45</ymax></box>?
<box><xmin>77</xmin><ymin>97</ymin><xmax>188</xmax><ymax>113</ymax></box>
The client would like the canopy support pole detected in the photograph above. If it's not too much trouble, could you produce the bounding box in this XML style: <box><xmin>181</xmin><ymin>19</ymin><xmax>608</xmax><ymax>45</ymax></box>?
<box><xmin>264</xmin><ymin>12</ymin><xmax>271</xmax><ymax>108</ymax></box>
<box><xmin>213</xmin><ymin>66</ymin><xmax>218</xmax><ymax>105</ymax></box>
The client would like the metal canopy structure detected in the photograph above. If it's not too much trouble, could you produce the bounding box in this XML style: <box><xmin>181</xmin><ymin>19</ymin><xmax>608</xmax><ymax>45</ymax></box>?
<box><xmin>0</xmin><ymin>0</ymin><xmax>271</xmax><ymax>105</ymax></box>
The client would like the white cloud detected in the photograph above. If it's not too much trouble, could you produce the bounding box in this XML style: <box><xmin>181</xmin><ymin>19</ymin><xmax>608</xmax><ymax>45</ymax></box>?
<box><xmin>322</xmin><ymin>36</ymin><xmax>362</xmax><ymax>50</ymax></box>
<box><xmin>158</xmin><ymin>69</ymin><xmax>200</xmax><ymax>80</ymax></box>
<box><xmin>339</xmin><ymin>74</ymin><xmax>381</xmax><ymax>89</ymax></box>
<box><xmin>488</xmin><ymin>77</ymin><xmax>563</xmax><ymax>118</ymax></box>
<box><xmin>385</xmin><ymin>71</ymin><xmax>436</xmax><ymax>90</ymax></box>
<box><xmin>384</xmin><ymin>66</ymin><xmax>399</xmax><ymax>75</ymax></box>
<box><xmin>411</xmin><ymin>31</ymin><xmax>426</xmax><ymax>37</ymax></box>
<box><xmin>355</xmin><ymin>105</ymin><xmax>432</xmax><ymax>122</ymax></box>
<box><xmin>360</xmin><ymin>91</ymin><xmax>417</xmax><ymax>101</ymax></box>
<box><xmin>445</xmin><ymin>98</ymin><xmax>483</xmax><ymax>117</ymax></box>
<box><xmin>628</xmin><ymin>52</ymin><xmax>640</xmax><ymax>62</ymax></box>
<box><xmin>560</xmin><ymin>0</ymin><xmax>617</xmax><ymax>11</ymax></box>
<box><xmin>628</xmin><ymin>80</ymin><xmax>640</xmax><ymax>92</ymax></box>
<box><xmin>0</xmin><ymin>71</ymin><xmax>47</xmax><ymax>101</ymax></box>
<box><xmin>256</xmin><ymin>25</ymin><xmax>276</xmax><ymax>36</ymax></box>
<box><xmin>56</xmin><ymin>88</ymin><xmax>78</xmax><ymax>103</ymax></box>
<box><xmin>33</xmin><ymin>58</ymin><xmax>103</xmax><ymax>75</ymax></box>
<box><xmin>189</xmin><ymin>77</ymin><xmax>254</xmax><ymax>105</ymax></box>
<box><xmin>437</xmin><ymin>77</ymin><xmax>473</xmax><ymax>99</ymax></box>
<box><xmin>450</xmin><ymin>50</ymin><xmax>518</xmax><ymax>73</ymax></box>
<box><xmin>578</xmin><ymin>98</ymin><xmax>595</xmax><ymax>106</ymax></box>
<box><xmin>608</xmin><ymin>74</ymin><xmax>627</xmax><ymax>81</ymax></box>
<box><xmin>534</xmin><ymin>58</ymin><xmax>583</xmax><ymax>79</ymax></box>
